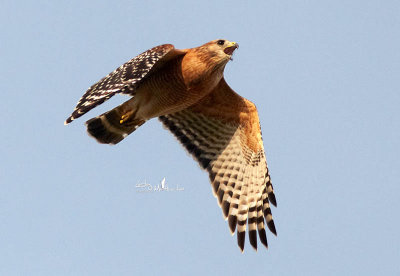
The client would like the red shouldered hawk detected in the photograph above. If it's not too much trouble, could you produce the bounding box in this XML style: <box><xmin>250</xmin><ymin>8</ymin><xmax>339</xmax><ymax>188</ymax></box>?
<box><xmin>65</xmin><ymin>39</ymin><xmax>277</xmax><ymax>252</ymax></box>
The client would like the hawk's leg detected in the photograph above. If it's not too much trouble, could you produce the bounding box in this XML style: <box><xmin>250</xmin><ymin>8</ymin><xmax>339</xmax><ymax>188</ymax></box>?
<box><xmin>86</xmin><ymin>100</ymin><xmax>145</xmax><ymax>144</ymax></box>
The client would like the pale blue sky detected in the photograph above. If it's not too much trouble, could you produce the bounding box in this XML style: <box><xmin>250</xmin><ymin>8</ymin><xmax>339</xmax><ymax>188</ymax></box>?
<box><xmin>1</xmin><ymin>1</ymin><xmax>399</xmax><ymax>275</ymax></box>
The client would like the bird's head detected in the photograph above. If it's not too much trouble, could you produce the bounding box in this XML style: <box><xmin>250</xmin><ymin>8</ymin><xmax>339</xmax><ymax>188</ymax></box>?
<box><xmin>182</xmin><ymin>39</ymin><xmax>239</xmax><ymax>86</ymax></box>
<box><xmin>192</xmin><ymin>39</ymin><xmax>239</xmax><ymax>69</ymax></box>
<box><xmin>204</xmin><ymin>39</ymin><xmax>239</xmax><ymax>62</ymax></box>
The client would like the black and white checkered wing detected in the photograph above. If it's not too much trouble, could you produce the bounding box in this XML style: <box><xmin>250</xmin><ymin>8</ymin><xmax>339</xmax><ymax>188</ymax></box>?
<box><xmin>65</xmin><ymin>44</ymin><xmax>180</xmax><ymax>124</ymax></box>
<box><xmin>159</xmin><ymin>107</ymin><xmax>277</xmax><ymax>252</ymax></box>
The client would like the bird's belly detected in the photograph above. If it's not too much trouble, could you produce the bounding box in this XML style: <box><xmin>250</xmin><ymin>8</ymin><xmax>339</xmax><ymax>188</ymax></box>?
<box><xmin>135</xmin><ymin>74</ymin><xmax>216</xmax><ymax>119</ymax></box>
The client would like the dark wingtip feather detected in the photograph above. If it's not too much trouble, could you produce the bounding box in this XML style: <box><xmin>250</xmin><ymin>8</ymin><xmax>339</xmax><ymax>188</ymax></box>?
<box><xmin>237</xmin><ymin>231</ymin><xmax>245</xmax><ymax>253</ymax></box>
<box><xmin>211</xmin><ymin>181</ymin><xmax>219</xmax><ymax>196</ymax></box>
<box><xmin>269</xmin><ymin>193</ymin><xmax>277</xmax><ymax>207</ymax></box>
<box><xmin>249</xmin><ymin>230</ymin><xmax>257</xmax><ymax>251</ymax></box>
<box><xmin>217</xmin><ymin>189</ymin><xmax>224</xmax><ymax>205</ymax></box>
<box><xmin>64</xmin><ymin>117</ymin><xmax>73</xmax><ymax>125</ymax></box>
<box><xmin>267</xmin><ymin>220</ymin><xmax>277</xmax><ymax>236</ymax></box>
<box><xmin>228</xmin><ymin>215</ymin><xmax>237</xmax><ymax>234</ymax></box>
<box><xmin>222</xmin><ymin>201</ymin><xmax>230</xmax><ymax>218</ymax></box>
<box><xmin>258</xmin><ymin>228</ymin><xmax>268</xmax><ymax>249</ymax></box>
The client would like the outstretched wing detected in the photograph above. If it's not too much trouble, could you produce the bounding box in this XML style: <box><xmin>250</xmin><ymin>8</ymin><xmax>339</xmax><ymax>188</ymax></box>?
<box><xmin>65</xmin><ymin>44</ymin><xmax>186</xmax><ymax>124</ymax></box>
<box><xmin>159</xmin><ymin>78</ymin><xmax>277</xmax><ymax>252</ymax></box>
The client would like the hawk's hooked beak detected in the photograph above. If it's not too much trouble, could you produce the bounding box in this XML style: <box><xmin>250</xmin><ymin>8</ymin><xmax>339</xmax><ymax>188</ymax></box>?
<box><xmin>224</xmin><ymin>42</ymin><xmax>239</xmax><ymax>56</ymax></box>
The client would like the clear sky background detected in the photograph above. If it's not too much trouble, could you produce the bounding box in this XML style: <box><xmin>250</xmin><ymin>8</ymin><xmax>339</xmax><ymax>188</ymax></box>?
<box><xmin>1</xmin><ymin>1</ymin><xmax>399</xmax><ymax>275</ymax></box>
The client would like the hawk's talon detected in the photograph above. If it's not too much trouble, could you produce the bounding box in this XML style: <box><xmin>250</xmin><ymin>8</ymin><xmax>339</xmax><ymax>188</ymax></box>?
<box><xmin>120</xmin><ymin>112</ymin><xmax>133</xmax><ymax>124</ymax></box>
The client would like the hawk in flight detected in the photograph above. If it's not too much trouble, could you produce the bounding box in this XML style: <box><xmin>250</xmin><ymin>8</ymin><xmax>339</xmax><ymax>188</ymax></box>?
<box><xmin>65</xmin><ymin>39</ymin><xmax>277</xmax><ymax>252</ymax></box>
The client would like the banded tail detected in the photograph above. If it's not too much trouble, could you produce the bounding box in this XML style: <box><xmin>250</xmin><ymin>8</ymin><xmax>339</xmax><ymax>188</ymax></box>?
<box><xmin>86</xmin><ymin>104</ymin><xmax>145</xmax><ymax>144</ymax></box>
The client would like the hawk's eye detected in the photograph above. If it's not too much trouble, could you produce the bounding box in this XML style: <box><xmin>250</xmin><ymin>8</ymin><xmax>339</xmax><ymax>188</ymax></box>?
<box><xmin>217</xmin><ymin>40</ymin><xmax>225</xmax><ymax>46</ymax></box>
